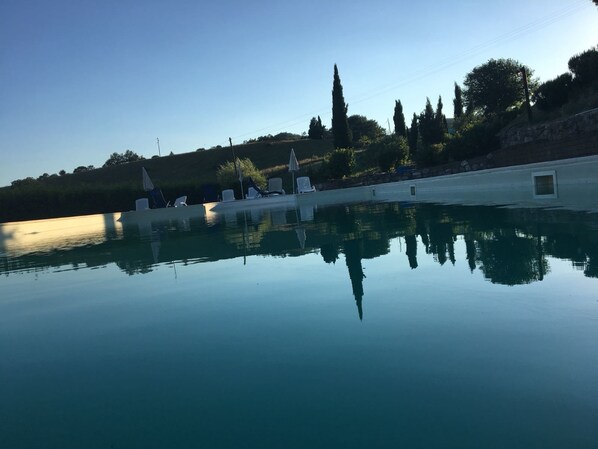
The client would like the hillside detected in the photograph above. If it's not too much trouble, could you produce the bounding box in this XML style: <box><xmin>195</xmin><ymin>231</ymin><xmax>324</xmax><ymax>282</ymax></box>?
<box><xmin>0</xmin><ymin>139</ymin><xmax>334</xmax><ymax>222</ymax></box>
<box><xmin>39</xmin><ymin>138</ymin><xmax>334</xmax><ymax>191</ymax></box>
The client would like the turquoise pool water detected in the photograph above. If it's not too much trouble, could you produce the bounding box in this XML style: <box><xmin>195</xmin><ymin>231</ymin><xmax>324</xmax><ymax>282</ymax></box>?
<box><xmin>1</xmin><ymin>202</ymin><xmax>598</xmax><ymax>448</ymax></box>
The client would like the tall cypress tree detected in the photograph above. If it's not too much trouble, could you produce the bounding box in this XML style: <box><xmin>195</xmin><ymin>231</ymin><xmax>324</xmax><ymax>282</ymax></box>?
<box><xmin>408</xmin><ymin>113</ymin><xmax>419</xmax><ymax>157</ymax></box>
<box><xmin>332</xmin><ymin>64</ymin><xmax>352</xmax><ymax>148</ymax></box>
<box><xmin>453</xmin><ymin>82</ymin><xmax>464</xmax><ymax>119</ymax></box>
<box><xmin>393</xmin><ymin>100</ymin><xmax>407</xmax><ymax>137</ymax></box>
<box><xmin>418</xmin><ymin>97</ymin><xmax>436</xmax><ymax>146</ymax></box>
<box><xmin>435</xmin><ymin>95</ymin><xmax>447</xmax><ymax>140</ymax></box>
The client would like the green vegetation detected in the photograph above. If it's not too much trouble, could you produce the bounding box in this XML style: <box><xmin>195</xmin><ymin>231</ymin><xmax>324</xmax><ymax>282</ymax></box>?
<box><xmin>3</xmin><ymin>46</ymin><xmax>596</xmax><ymax>223</ymax></box>
<box><xmin>323</xmin><ymin>148</ymin><xmax>357</xmax><ymax>179</ymax></box>
<box><xmin>217</xmin><ymin>158</ymin><xmax>266</xmax><ymax>197</ymax></box>
<box><xmin>0</xmin><ymin>139</ymin><xmax>333</xmax><ymax>222</ymax></box>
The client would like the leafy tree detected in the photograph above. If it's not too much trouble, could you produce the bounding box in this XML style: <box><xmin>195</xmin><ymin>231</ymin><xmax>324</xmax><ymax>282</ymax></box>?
<box><xmin>308</xmin><ymin>116</ymin><xmax>326</xmax><ymax>139</ymax></box>
<box><xmin>568</xmin><ymin>46</ymin><xmax>598</xmax><ymax>87</ymax></box>
<box><xmin>347</xmin><ymin>115</ymin><xmax>385</xmax><ymax>143</ymax></box>
<box><xmin>453</xmin><ymin>82</ymin><xmax>464</xmax><ymax>119</ymax></box>
<box><xmin>534</xmin><ymin>73</ymin><xmax>572</xmax><ymax>111</ymax></box>
<box><xmin>73</xmin><ymin>165</ymin><xmax>94</xmax><ymax>173</ymax></box>
<box><xmin>393</xmin><ymin>100</ymin><xmax>407</xmax><ymax>137</ymax></box>
<box><xmin>463</xmin><ymin>58</ymin><xmax>537</xmax><ymax>116</ymax></box>
<box><xmin>332</xmin><ymin>64</ymin><xmax>352</xmax><ymax>148</ymax></box>
<box><xmin>408</xmin><ymin>113</ymin><xmax>419</xmax><ymax>157</ymax></box>
<box><xmin>11</xmin><ymin>177</ymin><xmax>37</xmax><ymax>187</ymax></box>
<box><xmin>59</xmin><ymin>169</ymin><xmax>66</xmax><ymax>176</ymax></box>
<box><xmin>103</xmin><ymin>150</ymin><xmax>145</xmax><ymax>167</ymax></box>
<box><xmin>324</xmin><ymin>148</ymin><xmax>356</xmax><ymax>179</ymax></box>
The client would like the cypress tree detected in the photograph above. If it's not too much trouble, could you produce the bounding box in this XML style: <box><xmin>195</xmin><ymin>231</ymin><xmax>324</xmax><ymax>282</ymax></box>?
<box><xmin>308</xmin><ymin>117</ymin><xmax>319</xmax><ymax>138</ymax></box>
<box><xmin>435</xmin><ymin>95</ymin><xmax>447</xmax><ymax>140</ymax></box>
<box><xmin>418</xmin><ymin>97</ymin><xmax>436</xmax><ymax>146</ymax></box>
<box><xmin>332</xmin><ymin>64</ymin><xmax>352</xmax><ymax>148</ymax></box>
<box><xmin>308</xmin><ymin>116</ymin><xmax>326</xmax><ymax>139</ymax></box>
<box><xmin>453</xmin><ymin>82</ymin><xmax>464</xmax><ymax>119</ymax></box>
<box><xmin>393</xmin><ymin>100</ymin><xmax>407</xmax><ymax>137</ymax></box>
<box><xmin>408</xmin><ymin>113</ymin><xmax>419</xmax><ymax>157</ymax></box>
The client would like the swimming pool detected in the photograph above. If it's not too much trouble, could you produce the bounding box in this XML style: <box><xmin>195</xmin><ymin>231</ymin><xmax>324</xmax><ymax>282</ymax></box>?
<box><xmin>1</xmin><ymin>200</ymin><xmax>597</xmax><ymax>448</ymax></box>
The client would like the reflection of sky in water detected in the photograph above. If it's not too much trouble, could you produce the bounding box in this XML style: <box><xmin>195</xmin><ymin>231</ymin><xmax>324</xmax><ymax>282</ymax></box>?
<box><xmin>1</xmin><ymin>202</ymin><xmax>598</xmax><ymax>448</ymax></box>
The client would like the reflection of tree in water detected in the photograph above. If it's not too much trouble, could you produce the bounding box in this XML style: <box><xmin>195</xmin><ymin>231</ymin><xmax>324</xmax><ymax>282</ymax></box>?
<box><xmin>477</xmin><ymin>230</ymin><xmax>549</xmax><ymax>285</ymax></box>
<box><xmin>320</xmin><ymin>243</ymin><xmax>340</xmax><ymax>264</ymax></box>
<box><xmin>465</xmin><ymin>238</ymin><xmax>477</xmax><ymax>272</ymax></box>
<box><xmin>116</xmin><ymin>260</ymin><xmax>155</xmax><ymax>276</ymax></box>
<box><xmin>343</xmin><ymin>239</ymin><xmax>365</xmax><ymax>320</ymax></box>
<box><xmin>428</xmin><ymin>217</ymin><xmax>456</xmax><ymax>266</ymax></box>
<box><xmin>405</xmin><ymin>235</ymin><xmax>418</xmax><ymax>269</ymax></box>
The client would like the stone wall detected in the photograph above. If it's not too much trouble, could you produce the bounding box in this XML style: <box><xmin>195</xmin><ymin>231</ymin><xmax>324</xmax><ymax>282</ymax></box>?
<box><xmin>500</xmin><ymin>108</ymin><xmax>598</xmax><ymax>148</ymax></box>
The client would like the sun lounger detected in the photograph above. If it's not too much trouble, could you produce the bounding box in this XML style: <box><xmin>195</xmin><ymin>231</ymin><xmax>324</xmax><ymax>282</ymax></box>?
<box><xmin>268</xmin><ymin>178</ymin><xmax>285</xmax><ymax>195</ymax></box>
<box><xmin>297</xmin><ymin>176</ymin><xmax>316</xmax><ymax>194</ymax></box>
<box><xmin>174</xmin><ymin>196</ymin><xmax>187</xmax><ymax>207</ymax></box>
<box><xmin>221</xmin><ymin>189</ymin><xmax>236</xmax><ymax>202</ymax></box>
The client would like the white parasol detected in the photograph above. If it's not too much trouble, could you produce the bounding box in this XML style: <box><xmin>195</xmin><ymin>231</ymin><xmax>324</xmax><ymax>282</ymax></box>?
<box><xmin>288</xmin><ymin>148</ymin><xmax>299</xmax><ymax>194</ymax></box>
<box><xmin>142</xmin><ymin>167</ymin><xmax>154</xmax><ymax>192</ymax></box>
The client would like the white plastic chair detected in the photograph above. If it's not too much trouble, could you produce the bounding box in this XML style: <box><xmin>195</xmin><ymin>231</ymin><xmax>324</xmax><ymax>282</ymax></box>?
<box><xmin>246</xmin><ymin>187</ymin><xmax>260</xmax><ymax>199</ymax></box>
<box><xmin>135</xmin><ymin>198</ymin><xmax>149</xmax><ymax>211</ymax></box>
<box><xmin>268</xmin><ymin>177</ymin><xmax>285</xmax><ymax>194</ymax></box>
<box><xmin>296</xmin><ymin>176</ymin><xmax>316</xmax><ymax>194</ymax></box>
<box><xmin>174</xmin><ymin>195</ymin><xmax>187</xmax><ymax>207</ymax></box>
<box><xmin>221</xmin><ymin>189</ymin><xmax>236</xmax><ymax>202</ymax></box>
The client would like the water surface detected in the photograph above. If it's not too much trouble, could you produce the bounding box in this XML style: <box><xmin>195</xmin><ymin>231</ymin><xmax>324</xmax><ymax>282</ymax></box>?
<box><xmin>1</xmin><ymin>202</ymin><xmax>597</xmax><ymax>448</ymax></box>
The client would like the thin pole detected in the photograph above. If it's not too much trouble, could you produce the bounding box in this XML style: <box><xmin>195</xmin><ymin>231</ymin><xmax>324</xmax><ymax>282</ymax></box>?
<box><xmin>156</xmin><ymin>138</ymin><xmax>161</xmax><ymax>157</ymax></box>
<box><xmin>229</xmin><ymin>137</ymin><xmax>237</xmax><ymax>171</ymax></box>
<box><xmin>521</xmin><ymin>67</ymin><xmax>533</xmax><ymax>123</ymax></box>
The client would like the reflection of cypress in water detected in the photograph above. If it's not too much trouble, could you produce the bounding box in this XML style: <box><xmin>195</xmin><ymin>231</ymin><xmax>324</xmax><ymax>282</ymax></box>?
<box><xmin>405</xmin><ymin>235</ymin><xmax>418</xmax><ymax>269</ymax></box>
<box><xmin>465</xmin><ymin>238</ymin><xmax>477</xmax><ymax>272</ymax></box>
<box><xmin>344</xmin><ymin>239</ymin><xmax>365</xmax><ymax>321</ymax></box>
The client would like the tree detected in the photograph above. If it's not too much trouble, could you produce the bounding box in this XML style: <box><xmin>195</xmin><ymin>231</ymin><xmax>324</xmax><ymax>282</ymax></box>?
<box><xmin>418</xmin><ymin>98</ymin><xmax>437</xmax><ymax>146</ymax></box>
<box><xmin>73</xmin><ymin>165</ymin><xmax>93</xmax><ymax>173</ymax></box>
<box><xmin>453</xmin><ymin>82</ymin><xmax>464</xmax><ymax>119</ymax></box>
<box><xmin>568</xmin><ymin>46</ymin><xmax>598</xmax><ymax>87</ymax></box>
<box><xmin>332</xmin><ymin>64</ymin><xmax>352</xmax><ymax>148</ymax></box>
<box><xmin>393</xmin><ymin>100</ymin><xmax>407</xmax><ymax>137</ymax></box>
<box><xmin>435</xmin><ymin>96</ymin><xmax>448</xmax><ymax>139</ymax></box>
<box><xmin>103</xmin><ymin>150</ymin><xmax>144</xmax><ymax>167</ymax></box>
<box><xmin>308</xmin><ymin>116</ymin><xmax>326</xmax><ymax>139</ymax></box>
<box><xmin>534</xmin><ymin>73</ymin><xmax>572</xmax><ymax>111</ymax></box>
<box><xmin>347</xmin><ymin>115</ymin><xmax>385</xmax><ymax>144</ymax></box>
<box><xmin>408</xmin><ymin>113</ymin><xmax>419</xmax><ymax>157</ymax></box>
<box><xmin>463</xmin><ymin>58</ymin><xmax>537</xmax><ymax>116</ymax></box>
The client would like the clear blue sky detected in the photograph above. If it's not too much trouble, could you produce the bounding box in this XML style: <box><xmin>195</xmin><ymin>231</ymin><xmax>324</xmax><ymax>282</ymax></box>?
<box><xmin>1</xmin><ymin>0</ymin><xmax>596</xmax><ymax>187</ymax></box>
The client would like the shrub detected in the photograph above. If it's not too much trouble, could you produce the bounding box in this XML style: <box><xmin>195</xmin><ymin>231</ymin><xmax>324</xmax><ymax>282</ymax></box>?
<box><xmin>324</xmin><ymin>148</ymin><xmax>356</xmax><ymax>179</ymax></box>
<box><xmin>368</xmin><ymin>135</ymin><xmax>410</xmax><ymax>172</ymax></box>
<box><xmin>444</xmin><ymin>115</ymin><xmax>502</xmax><ymax>161</ymax></box>
<box><xmin>216</xmin><ymin>158</ymin><xmax>266</xmax><ymax>190</ymax></box>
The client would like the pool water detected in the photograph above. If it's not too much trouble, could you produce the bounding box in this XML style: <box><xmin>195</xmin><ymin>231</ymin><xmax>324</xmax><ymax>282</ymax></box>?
<box><xmin>1</xmin><ymin>202</ymin><xmax>598</xmax><ymax>448</ymax></box>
